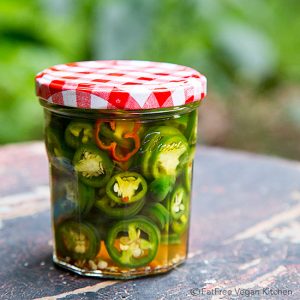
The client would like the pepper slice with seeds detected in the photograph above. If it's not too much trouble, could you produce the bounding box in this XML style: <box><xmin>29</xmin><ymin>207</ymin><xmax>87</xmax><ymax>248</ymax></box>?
<box><xmin>149</xmin><ymin>135</ymin><xmax>189</xmax><ymax>179</ymax></box>
<box><xmin>73</xmin><ymin>144</ymin><xmax>114</xmax><ymax>188</ymax></box>
<box><xmin>139</xmin><ymin>126</ymin><xmax>182</xmax><ymax>179</ymax></box>
<box><xmin>139</xmin><ymin>126</ymin><xmax>189</xmax><ymax>179</ymax></box>
<box><xmin>55</xmin><ymin>220</ymin><xmax>101</xmax><ymax>260</ymax></box>
<box><xmin>65</xmin><ymin>121</ymin><xmax>94</xmax><ymax>149</ymax></box>
<box><xmin>105</xmin><ymin>216</ymin><xmax>160</xmax><ymax>268</ymax></box>
<box><xmin>166</xmin><ymin>187</ymin><xmax>188</xmax><ymax>221</ymax></box>
<box><xmin>106</xmin><ymin>172</ymin><xmax>147</xmax><ymax>204</ymax></box>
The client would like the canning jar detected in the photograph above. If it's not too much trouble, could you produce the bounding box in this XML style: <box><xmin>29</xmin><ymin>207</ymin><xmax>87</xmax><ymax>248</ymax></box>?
<box><xmin>35</xmin><ymin>60</ymin><xmax>207</xmax><ymax>278</ymax></box>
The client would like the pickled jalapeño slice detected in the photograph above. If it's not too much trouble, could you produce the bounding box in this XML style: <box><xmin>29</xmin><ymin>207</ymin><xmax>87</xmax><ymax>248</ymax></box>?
<box><xmin>150</xmin><ymin>135</ymin><xmax>188</xmax><ymax>179</ymax></box>
<box><xmin>56</xmin><ymin>220</ymin><xmax>100</xmax><ymax>260</ymax></box>
<box><xmin>65</xmin><ymin>121</ymin><xmax>94</xmax><ymax>149</ymax></box>
<box><xmin>105</xmin><ymin>216</ymin><xmax>160</xmax><ymax>268</ymax></box>
<box><xmin>106</xmin><ymin>172</ymin><xmax>147</xmax><ymax>204</ymax></box>
<box><xmin>73</xmin><ymin>144</ymin><xmax>114</xmax><ymax>188</ymax></box>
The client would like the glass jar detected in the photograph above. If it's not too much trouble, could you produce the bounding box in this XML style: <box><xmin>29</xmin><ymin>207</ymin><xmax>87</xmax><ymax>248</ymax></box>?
<box><xmin>36</xmin><ymin>60</ymin><xmax>207</xmax><ymax>278</ymax></box>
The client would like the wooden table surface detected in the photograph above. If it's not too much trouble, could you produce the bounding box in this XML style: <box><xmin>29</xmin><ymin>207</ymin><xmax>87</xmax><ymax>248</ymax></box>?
<box><xmin>0</xmin><ymin>142</ymin><xmax>299</xmax><ymax>300</ymax></box>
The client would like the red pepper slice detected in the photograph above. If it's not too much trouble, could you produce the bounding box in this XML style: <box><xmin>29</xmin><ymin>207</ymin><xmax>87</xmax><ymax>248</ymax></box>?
<box><xmin>95</xmin><ymin>120</ymin><xmax>141</xmax><ymax>162</ymax></box>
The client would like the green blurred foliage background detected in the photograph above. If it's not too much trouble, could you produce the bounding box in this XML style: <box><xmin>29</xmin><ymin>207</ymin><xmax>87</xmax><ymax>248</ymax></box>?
<box><xmin>0</xmin><ymin>0</ymin><xmax>300</xmax><ymax>159</ymax></box>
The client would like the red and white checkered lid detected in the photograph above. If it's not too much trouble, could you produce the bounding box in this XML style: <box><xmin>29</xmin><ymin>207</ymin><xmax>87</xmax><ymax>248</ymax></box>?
<box><xmin>35</xmin><ymin>60</ymin><xmax>207</xmax><ymax>110</ymax></box>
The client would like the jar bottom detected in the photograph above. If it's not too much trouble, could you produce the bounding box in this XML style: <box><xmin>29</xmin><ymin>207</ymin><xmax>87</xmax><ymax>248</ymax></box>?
<box><xmin>53</xmin><ymin>254</ymin><xmax>186</xmax><ymax>279</ymax></box>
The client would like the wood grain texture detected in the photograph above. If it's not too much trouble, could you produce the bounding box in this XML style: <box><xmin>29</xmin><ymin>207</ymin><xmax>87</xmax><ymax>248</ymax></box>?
<box><xmin>0</xmin><ymin>143</ymin><xmax>299</xmax><ymax>300</ymax></box>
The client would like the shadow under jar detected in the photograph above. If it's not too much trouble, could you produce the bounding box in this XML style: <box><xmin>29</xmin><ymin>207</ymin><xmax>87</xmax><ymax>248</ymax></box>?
<box><xmin>35</xmin><ymin>60</ymin><xmax>207</xmax><ymax>279</ymax></box>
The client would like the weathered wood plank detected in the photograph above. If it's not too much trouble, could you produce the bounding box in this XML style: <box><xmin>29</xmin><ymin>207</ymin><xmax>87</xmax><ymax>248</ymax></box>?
<box><xmin>0</xmin><ymin>143</ymin><xmax>299</xmax><ymax>299</ymax></box>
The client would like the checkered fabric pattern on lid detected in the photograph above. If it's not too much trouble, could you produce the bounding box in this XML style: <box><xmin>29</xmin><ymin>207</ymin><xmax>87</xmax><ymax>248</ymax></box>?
<box><xmin>35</xmin><ymin>60</ymin><xmax>207</xmax><ymax>110</ymax></box>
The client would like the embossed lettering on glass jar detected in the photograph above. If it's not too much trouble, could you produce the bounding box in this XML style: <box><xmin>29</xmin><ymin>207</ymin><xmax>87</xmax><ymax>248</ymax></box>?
<box><xmin>36</xmin><ymin>60</ymin><xmax>207</xmax><ymax>279</ymax></box>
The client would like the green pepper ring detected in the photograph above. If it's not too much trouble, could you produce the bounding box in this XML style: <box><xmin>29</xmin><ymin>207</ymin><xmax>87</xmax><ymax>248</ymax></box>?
<box><xmin>73</xmin><ymin>144</ymin><xmax>114</xmax><ymax>188</ymax></box>
<box><xmin>105</xmin><ymin>216</ymin><xmax>160</xmax><ymax>268</ymax></box>
<box><xmin>65</xmin><ymin>121</ymin><xmax>94</xmax><ymax>149</ymax></box>
<box><xmin>106</xmin><ymin>171</ymin><xmax>147</xmax><ymax>204</ymax></box>
<box><xmin>55</xmin><ymin>220</ymin><xmax>101</xmax><ymax>260</ymax></box>
<box><xmin>139</xmin><ymin>126</ymin><xmax>182</xmax><ymax>178</ymax></box>
<box><xmin>149</xmin><ymin>135</ymin><xmax>189</xmax><ymax>179</ymax></box>
<box><xmin>97</xmin><ymin>121</ymin><xmax>135</xmax><ymax>150</ymax></box>
<box><xmin>95</xmin><ymin>196</ymin><xmax>146</xmax><ymax>219</ymax></box>
<box><xmin>167</xmin><ymin>187</ymin><xmax>189</xmax><ymax>221</ymax></box>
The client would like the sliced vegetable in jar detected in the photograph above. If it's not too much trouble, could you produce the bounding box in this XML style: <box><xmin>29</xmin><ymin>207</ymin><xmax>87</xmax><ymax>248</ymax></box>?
<box><xmin>106</xmin><ymin>172</ymin><xmax>147</xmax><ymax>204</ymax></box>
<box><xmin>95</xmin><ymin>196</ymin><xmax>145</xmax><ymax>219</ymax></box>
<box><xmin>55</xmin><ymin>220</ymin><xmax>101</xmax><ymax>260</ymax></box>
<box><xmin>95</xmin><ymin>120</ymin><xmax>141</xmax><ymax>162</ymax></box>
<box><xmin>149</xmin><ymin>135</ymin><xmax>189</xmax><ymax>179</ymax></box>
<box><xmin>167</xmin><ymin>187</ymin><xmax>188</xmax><ymax>221</ymax></box>
<box><xmin>139</xmin><ymin>126</ymin><xmax>189</xmax><ymax>179</ymax></box>
<box><xmin>73</xmin><ymin>144</ymin><xmax>114</xmax><ymax>188</ymax></box>
<box><xmin>105</xmin><ymin>216</ymin><xmax>160</xmax><ymax>268</ymax></box>
<box><xmin>139</xmin><ymin>126</ymin><xmax>181</xmax><ymax>178</ymax></box>
<box><xmin>65</xmin><ymin>121</ymin><xmax>94</xmax><ymax>149</ymax></box>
